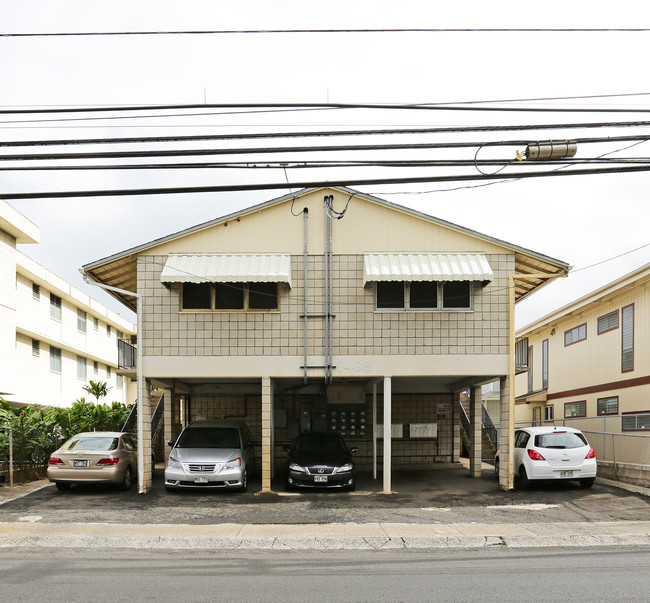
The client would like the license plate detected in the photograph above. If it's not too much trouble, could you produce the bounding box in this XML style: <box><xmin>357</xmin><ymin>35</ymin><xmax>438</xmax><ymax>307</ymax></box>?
<box><xmin>560</xmin><ymin>471</ymin><xmax>574</xmax><ymax>477</ymax></box>
<box><xmin>194</xmin><ymin>476</ymin><xmax>209</xmax><ymax>484</ymax></box>
<box><xmin>314</xmin><ymin>475</ymin><xmax>328</xmax><ymax>483</ymax></box>
<box><xmin>73</xmin><ymin>460</ymin><xmax>89</xmax><ymax>468</ymax></box>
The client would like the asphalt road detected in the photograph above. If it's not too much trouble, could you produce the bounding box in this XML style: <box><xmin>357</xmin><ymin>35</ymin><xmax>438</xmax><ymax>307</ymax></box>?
<box><xmin>2</xmin><ymin>548</ymin><xmax>650</xmax><ymax>602</ymax></box>
<box><xmin>2</xmin><ymin>467</ymin><xmax>650</xmax><ymax>527</ymax></box>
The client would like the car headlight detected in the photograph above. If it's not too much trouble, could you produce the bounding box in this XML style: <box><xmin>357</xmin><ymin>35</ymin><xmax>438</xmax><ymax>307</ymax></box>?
<box><xmin>223</xmin><ymin>457</ymin><xmax>241</xmax><ymax>470</ymax></box>
<box><xmin>289</xmin><ymin>462</ymin><xmax>306</xmax><ymax>473</ymax></box>
<box><xmin>167</xmin><ymin>455</ymin><xmax>181</xmax><ymax>470</ymax></box>
<box><xmin>335</xmin><ymin>463</ymin><xmax>353</xmax><ymax>473</ymax></box>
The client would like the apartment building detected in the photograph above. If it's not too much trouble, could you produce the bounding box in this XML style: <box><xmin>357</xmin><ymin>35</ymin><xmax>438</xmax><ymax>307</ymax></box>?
<box><xmin>83</xmin><ymin>187</ymin><xmax>569</xmax><ymax>492</ymax></box>
<box><xmin>0</xmin><ymin>200</ymin><xmax>136</xmax><ymax>409</ymax></box>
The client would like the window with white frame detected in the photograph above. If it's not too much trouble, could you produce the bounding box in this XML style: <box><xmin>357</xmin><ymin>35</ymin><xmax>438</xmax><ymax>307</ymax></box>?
<box><xmin>106</xmin><ymin>365</ymin><xmax>112</xmax><ymax>378</ymax></box>
<box><xmin>375</xmin><ymin>280</ymin><xmax>472</xmax><ymax>310</ymax></box>
<box><xmin>50</xmin><ymin>346</ymin><xmax>62</xmax><ymax>373</ymax></box>
<box><xmin>50</xmin><ymin>294</ymin><xmax>62</xmax><ymax>321</ymax></box>
<box><xmin>106</xmin><ymin>324</ymin><xmax>112</xmax><ymax>337</ymax></box>
<box><xmin>32</xmin><ymin>283</ymin><xmax>40</xmax><ymax>300</ymax></box>
<box><xmin>32</xmin><ymin>339</ymin><xmax>40</xmax><ymax>357</ymax></box>
<box><xmin>77</xmin><ymin>356</ymin><xmax>87</xmax><ymax>380</ymax></box>
<box><xmin>94</xmin><ymin>317</ymin><xmax>99</xmax><ymax>330</ymax></box>
<box><xmin>77</xmin><ymin>309</ymin><xmax>87</xmax><ymax>333</ymax></box>
<box><xmin>93</xmin><ymin>361</ymin><xmax>99</xmax><ymax>375</ymax></box>
<box><xmin>544</xmin><ymin>405</ymin><xmax>554</xmax><ymax>421</ymax></box>
<box><xmin>564</xmin><ymin>323</ymin><xmax>587</xmax><ymax>346</ymax></box>
<box><xmin>116</xmin><ymin>374</ymin><xmax>124</xmax><ymax>390</ymax></box>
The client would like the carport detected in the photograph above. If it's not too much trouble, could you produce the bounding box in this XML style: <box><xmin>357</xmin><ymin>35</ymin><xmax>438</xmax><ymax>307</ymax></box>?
<box><xmin>148</xmin><ymin>372</ymin><xmax>505</xmax><ymax>495</ymax></box>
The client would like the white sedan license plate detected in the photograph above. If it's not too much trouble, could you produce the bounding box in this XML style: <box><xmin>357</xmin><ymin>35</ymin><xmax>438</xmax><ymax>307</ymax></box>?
<box><xmin>314</xmin><ymin>475</ymin><xmax>328</xmax><ymax>483</ymax></box>
<box><xmin>194</xmin><ymin>476</ymin><xmax>209</xmax><ymax>484</ymax></box>
<box><xmin>73</xmin><ymin>460</ymin><xmax>89</xmax><ymax>468</ymax></box>
<box><xmin>560</xmin><ymin>470</ymin><xmax>574</xmax><ymax>477</ymax></box>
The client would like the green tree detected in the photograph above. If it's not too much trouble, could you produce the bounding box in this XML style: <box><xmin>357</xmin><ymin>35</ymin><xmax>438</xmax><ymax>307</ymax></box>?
<box><xmin>82</xmin><ymin>380</ymin><xmax>110</xmax><ymax>403</ymax></box>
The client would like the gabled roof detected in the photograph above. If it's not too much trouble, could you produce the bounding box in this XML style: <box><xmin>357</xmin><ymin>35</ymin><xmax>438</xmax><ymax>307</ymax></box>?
<box><xmin>82</xmin><ymin>186</ymin><xmax>570</xmax><ymax>311</ymax></box>
<box><xmin>517</xmin><ymin>261</ymin><xmax>650</xmax><ymax>337</ymax></box>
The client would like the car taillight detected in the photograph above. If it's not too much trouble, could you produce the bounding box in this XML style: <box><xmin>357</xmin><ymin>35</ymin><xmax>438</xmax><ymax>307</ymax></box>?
<box><xmin>585</xmin><ymin>448</ymin><xmax>596</xmax><ymax>459</ymax></box>
<box><xmin>97</xmin><ymin>458</ymin><xmax>119</xmax><ymax>466</ymax></box>
<box><xmin>48</xmin><ymin>457</ymin><xmax>64</xmax><ymax>465</ymax></box>
<box><xmin>527</xmin><ymin>449</ymin><xmax>546</xmax><ymax>461</ymax></box>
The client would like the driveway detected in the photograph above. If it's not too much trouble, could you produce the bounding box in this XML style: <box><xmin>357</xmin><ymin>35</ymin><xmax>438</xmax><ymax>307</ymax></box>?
<box><xmin>2</xmin><ymin>465</ymin><xmax>650</xmax><ymax>527</ymax></box>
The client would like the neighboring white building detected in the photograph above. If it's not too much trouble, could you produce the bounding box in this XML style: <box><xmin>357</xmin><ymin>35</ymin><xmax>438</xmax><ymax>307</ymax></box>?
<box><xmin>0</xmin><ymin>200</ymin><xmax>136</xmax><ymax>409</ymax></box>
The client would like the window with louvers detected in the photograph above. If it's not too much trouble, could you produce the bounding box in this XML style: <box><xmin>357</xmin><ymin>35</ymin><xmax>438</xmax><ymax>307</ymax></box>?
<box><xmin>622</xmin><ymin>304</ymin><xmax>634</xmax><ymax>372</ymax></box>
<box><xmin>597</xmin><ymin>310</ymin><xmax>618</xmax><ymax>335</ymax></box>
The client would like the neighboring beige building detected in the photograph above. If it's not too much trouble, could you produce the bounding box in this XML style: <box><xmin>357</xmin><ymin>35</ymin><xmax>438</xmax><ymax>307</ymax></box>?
<box><xmin>515</xmin><ymin>262</ymin><xmax>650</xmax><ymax>432</ymax></box>
<box><xmin>83</xmin><ymin>187</ymin><xmax>568</xmax><ymax>492</ymax></box>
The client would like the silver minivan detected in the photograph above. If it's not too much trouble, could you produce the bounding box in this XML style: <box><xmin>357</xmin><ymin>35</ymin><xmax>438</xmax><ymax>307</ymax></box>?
<box><xmin>164</xmin><ymin>420</ymin><xmax>255</xmax><ymax>492</ymax></box>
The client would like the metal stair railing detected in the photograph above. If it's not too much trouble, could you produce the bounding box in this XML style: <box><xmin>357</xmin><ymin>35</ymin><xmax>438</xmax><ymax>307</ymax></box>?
<box><xmin>120</xmin><ymin>393</ymin><xmax>165</xmax><ymax>442</ymax></box>
<box><xmin>482</xmin><ymin>404</ymin><xmax>498</xmax><ymax>449</ymax></box>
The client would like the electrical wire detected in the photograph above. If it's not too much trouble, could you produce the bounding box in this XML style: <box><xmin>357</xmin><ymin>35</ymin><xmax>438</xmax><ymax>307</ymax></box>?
<box><xmin>4</xmin><ymin>163</ymin><xmax>650</xmax><ymax>200</ymax></box>
<box><xmin>3</xmin><ymin>119</ymin><xmax>650</xmax><ymax>147</ymax></box>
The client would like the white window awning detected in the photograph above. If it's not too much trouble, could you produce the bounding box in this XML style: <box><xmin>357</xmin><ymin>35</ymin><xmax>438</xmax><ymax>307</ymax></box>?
<box><xmin>363</xmin><ymin>253</ymin><xmax>494</xmax><ymax>286</ymax></box>
<box><xmin>160</xmin><ymin>254</ymin><xmax>292</xmax><ymax>287</ymax></box>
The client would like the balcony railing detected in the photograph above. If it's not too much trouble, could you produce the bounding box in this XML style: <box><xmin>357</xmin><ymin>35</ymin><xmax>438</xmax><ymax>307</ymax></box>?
<box><xmin>118</xmin><ymin>339</ymin><xmax>137</xmax><ymax>370</ymax></box>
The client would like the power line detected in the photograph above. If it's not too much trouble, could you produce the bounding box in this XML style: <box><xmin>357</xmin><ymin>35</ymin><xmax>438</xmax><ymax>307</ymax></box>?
<box><xmin>4</xmin><ymin>164</ymin><xmax>650</xmax><ymax>200</ymax></box>
<box><xmin>5</xmin><ymin>101</ymin><xmax>650</xmax><ymax>123</ymax></box>
<box><xmin>3</xmin><ymin>120</ymin><xmax>650</xmax><ymax>148</ymax></box>
<box><xmin>2</xmin><ymin>28</ymin><xmax>650</xmax><ymax>38</ymax></box>
<box><xmin>3</xmin><ymin>134</ymin><xmax>650</xmax><ymax>162</ymax></box>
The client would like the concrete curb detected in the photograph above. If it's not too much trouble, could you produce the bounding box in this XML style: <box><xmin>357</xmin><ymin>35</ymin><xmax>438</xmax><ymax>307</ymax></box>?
<box><xmin>2</xmin><ymin>521</ymin><xmax>650</xmax><ymax>551</ymax></box>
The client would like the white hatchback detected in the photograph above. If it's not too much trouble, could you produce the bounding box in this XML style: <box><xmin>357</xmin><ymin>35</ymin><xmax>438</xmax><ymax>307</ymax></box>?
<box><xmin>495</xmin><ymin>426</ymin><xmax>597</xmax><ymax>489</ymax></box>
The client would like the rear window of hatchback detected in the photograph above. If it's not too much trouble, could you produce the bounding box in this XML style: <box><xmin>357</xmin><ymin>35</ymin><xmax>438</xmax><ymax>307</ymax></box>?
<box><xmin>535</xmin><ymin>432</ymin><xmax>588</xmax><ymax>449</ymax></box>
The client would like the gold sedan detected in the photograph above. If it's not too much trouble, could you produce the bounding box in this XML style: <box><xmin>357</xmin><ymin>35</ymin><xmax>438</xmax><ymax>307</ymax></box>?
<box><xmin>47</xmin><ymin>431</ymin><xmax>138</xmax><ymax>492</ymax></box>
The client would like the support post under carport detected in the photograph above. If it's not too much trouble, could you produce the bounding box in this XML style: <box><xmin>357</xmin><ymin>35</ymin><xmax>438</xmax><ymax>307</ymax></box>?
<box><xmin>257</xmin><ymin>376</ymin><xmax>275</xmax><ymax>495</ymax></box>
<box><xmin>382</xmin><ymin>376</ymin><xmax>393</xmax><ymax>493</ymax></box>
<box><xmin>469</xmin><ymin>385</ymin><xmax>482</xmax><ymax>478</ymax></box>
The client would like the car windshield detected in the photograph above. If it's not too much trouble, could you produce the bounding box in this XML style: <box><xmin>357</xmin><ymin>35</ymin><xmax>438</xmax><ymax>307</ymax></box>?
<box><xmin>295</xmin><ymin>436</ymin><xmax>346</xmax><ymax>453</ymax></box>
<box><xmin>176</xmin><ymin>427</ymin><xmax>240</xmax><ymax>449</ymax></box>
<box><xmin>535</xmin><ymin>432</ymin><xmax>588</xmax><ymax>449</ymax></box>
<box><xmin>62</xmin><ymin>437</ymin><xmax>119</xmax><ymax>451</ymax></box>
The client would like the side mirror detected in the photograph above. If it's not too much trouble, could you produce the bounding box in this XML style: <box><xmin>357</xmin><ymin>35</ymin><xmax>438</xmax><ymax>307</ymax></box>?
<box><xmin>349</xmin><ymin>447</ymin><xmax>359</xmax><ymax>454</ymax></box>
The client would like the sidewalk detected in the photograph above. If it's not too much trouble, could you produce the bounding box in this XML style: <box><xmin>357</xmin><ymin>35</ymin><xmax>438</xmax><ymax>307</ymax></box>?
<box><xmin>2</xmin><ymin>519</ymin><xmax>650</xmax><ymax>550</ymax></box>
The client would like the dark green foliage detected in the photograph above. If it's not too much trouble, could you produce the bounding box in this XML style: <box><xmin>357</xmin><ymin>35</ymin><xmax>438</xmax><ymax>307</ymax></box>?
<box><xmin>0</xmin><ymin>389</ymin><xmax>133</xmax><ymax>483</ymax></box>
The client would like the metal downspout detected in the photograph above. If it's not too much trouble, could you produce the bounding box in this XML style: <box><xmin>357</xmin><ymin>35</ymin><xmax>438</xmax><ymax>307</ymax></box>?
<box><xmin>323</xmin><ymin>196</ymin><xmax>330</xmax><ymax>383</ymax></box>
<box><xmin>303</xmin><ymin>208</ymin><xmax>309</xmax><ymax>384</ymax></box>
<box><xmin>328</xmin><ymin>198</ymin><xmax>334</xmax><ymax>384</ymax></box>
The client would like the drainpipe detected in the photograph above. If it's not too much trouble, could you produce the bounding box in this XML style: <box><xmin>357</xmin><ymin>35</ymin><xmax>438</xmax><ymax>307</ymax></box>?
<box><xmin>323</xmin><ymin>196</ymin><xmax>330</xmax><ymax>383</ymax></box>
<box><xmin>80</xmin><ymin>271</ymin><xmax>145</xmax><ymax>494</ymax></box>
<box><xmin>303</xmin><ymin>208</ymin><xmax>309</xmax><ymax>384</ymax></box>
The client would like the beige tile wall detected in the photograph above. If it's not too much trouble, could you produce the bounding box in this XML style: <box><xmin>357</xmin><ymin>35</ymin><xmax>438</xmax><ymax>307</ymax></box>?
<box><xmin>140</xmin><ymin>253</ymin><xmax>513</xmax><ymax>358</ymax></box>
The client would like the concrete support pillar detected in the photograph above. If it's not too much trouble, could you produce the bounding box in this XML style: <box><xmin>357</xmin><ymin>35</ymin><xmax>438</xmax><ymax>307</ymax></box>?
<box><xmin>163</xmin><ymin>387</ymin><xmax>173</xmax><ymax>460</ymax></box>
<box><xmin>140</xmin><ymin>378</ymin><xmax>153</xmax><ymax>492</ymax></box>
<box><xmin>452</xmin><ymin>391</ymin><xmax>461</xmax><ymax>463</ymax></box>
<box><xmin>499</xmin><ymin>375</ymin><xmax>513</xmax><ymax>490</ymax></box>
<box><xmin>382</xmin><ymin>376</ymin><xmax>392</xmax><ymax>493</ymax></box>
<box><xmin>469</xmin><ymin>385</ymin><xmax>482</xmax><ymax>478</ymax></box>
<box><xmin>258</xmin><ymin>376</ymin><xmax>275</xmax><ymax>494</ymax></box>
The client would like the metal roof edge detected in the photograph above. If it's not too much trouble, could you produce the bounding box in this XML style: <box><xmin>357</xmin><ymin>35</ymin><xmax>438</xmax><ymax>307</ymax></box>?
<box><xmin>516</xmin><ymin>261</ymin><xmax>650</xmax><ymax>337</ymax></box>
<box><xmin>83</xmin><ymin>185</ymin><xmax>569</xmax><ymax>273</ymax></box>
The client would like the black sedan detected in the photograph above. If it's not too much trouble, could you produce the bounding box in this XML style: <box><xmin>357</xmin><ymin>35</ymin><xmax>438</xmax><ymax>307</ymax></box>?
<box><xmin>284</xmin><ymin>433</ymin><xmax>358</xmax><ymax>491</ymax></box>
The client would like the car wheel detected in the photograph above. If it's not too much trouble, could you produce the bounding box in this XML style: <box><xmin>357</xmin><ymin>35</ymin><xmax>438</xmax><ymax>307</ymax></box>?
<box><xmin>494</xmin><ymin>457</ymin><xmax>500</xmax><ymax>480</ymax></box>
<box><xmin>55</xmin><ymin>482</ymin><xmax>71</xmax><ymax>492</ymax></box>
<box><xmin>579</xmin><ymin>478</ymin><xmax>595</xmax><ymax>489</ymax></box>
<box><xmin>120</xmin><ymin>466</ymin><xmax>133</xmax><ymax>491</ymax></box>
<box><xmin>518</xmin><ymin>466</ymin><xmax>530</xmax><ymax>490</ymax></box>
<box><xmin>238</xmin><ymin>470</ymin><xmax>248</xmax><ymax>492</ymax></box>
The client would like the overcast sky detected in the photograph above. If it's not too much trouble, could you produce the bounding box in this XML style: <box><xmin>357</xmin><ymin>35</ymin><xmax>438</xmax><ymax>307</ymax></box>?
<box><xmin>2</xmin><ymin>2</ymin><xmax>649</xmax><ymax>329</ymax></box>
